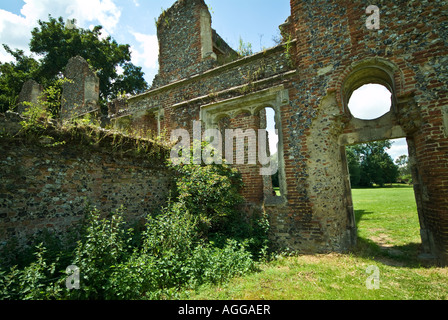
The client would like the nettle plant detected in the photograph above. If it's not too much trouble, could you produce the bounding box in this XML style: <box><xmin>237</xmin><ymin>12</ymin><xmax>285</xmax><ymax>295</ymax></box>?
<box><xmin>168</xmin><ymin>141</ymin><xmax>245</xmax><ymax>236</ymax></box>
<box><xmin>19</xmin><ymin>78</ymin><xmax>72</xmax><ymax>136</ymax></box>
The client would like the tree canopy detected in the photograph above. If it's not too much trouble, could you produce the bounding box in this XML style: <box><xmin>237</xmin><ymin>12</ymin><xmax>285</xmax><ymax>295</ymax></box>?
<box><xmin>346</xmin><ymin>141</ymin><xmax>400</xmax><ymax>187</ymax></box>
<box><xmin>0</xmin><ymin>16</ymin><xmax>148</xmax><ymax>114</ymax></box>
<box><xmin>0</xmin><ymin>45</ymin><xmax>40</xmax><ymax>112</ymax></box>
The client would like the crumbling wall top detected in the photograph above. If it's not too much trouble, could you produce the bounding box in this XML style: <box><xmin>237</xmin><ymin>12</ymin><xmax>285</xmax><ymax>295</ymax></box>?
<box><xmin>61</xmin><ymin>56</ymin><xmax>100</xmax><ymax>120</ymax></box>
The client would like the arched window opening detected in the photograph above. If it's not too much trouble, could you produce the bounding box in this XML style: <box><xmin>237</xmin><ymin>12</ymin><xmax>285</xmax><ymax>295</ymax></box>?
<box><xmin>260</xmin><ymin>106</ymin><xmax>282</xmax><ymax>198</ymax></box>
<box><xmin>348</xmin><ymin>84</ymin><xmax>392</xmax><ymax>120</ymax></box>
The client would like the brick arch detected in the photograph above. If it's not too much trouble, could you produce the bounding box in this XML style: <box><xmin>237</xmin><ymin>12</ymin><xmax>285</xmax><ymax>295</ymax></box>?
<box><xmin>252</xmin><ymin>103</ymin><xmax>276</xmax><ymax>115</ymax></box>
<box><xmin>335</xmin><ymin>57</ymin><xmax>405</xmax><ymax>115</ymax></box>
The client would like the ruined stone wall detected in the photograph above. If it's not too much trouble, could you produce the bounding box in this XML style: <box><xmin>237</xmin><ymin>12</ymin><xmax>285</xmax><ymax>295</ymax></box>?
<box><xmin>0</xmin><ymin>114</ymin><xmax>173</xmax><ymax>243</ymax></box>
<box><xmin>61</xmin><ymin>56</ymin><xmax>100</xmax><ymax>119</ymax></box>
<box><xmin>119</xmin><ymin>44</ymin><xmax>293</xmax><ymax>129</ymax></box>
<box><xmin>113</xmin><ymin>43</ymin><xmax>295</xmax><ymax>212</ymax></box>
<box><xmin>285</xmin><ymin>0</ymin><xmax>448</xmax><ymax>259</ymax></box>
<box><xmin>153</xmin><ymin>0</ymin><xmax>216</xmax><ymax>88</ymax></box>
<box><xmin>109</xmin><ymin>0</ymin><xmax>448</xmax><ymax>263</ymax></box>
<box><xmin>17</xmin><ymin>80</ymin><xmax>45</xmax><ymax>114</ymax></box>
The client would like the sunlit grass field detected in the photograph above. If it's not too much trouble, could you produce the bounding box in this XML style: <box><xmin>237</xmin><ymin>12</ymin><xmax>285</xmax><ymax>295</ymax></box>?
<box><xmin>183</xmin><ymin>185</ymin><xmax>448</xmax><ymax>300</ymax></box>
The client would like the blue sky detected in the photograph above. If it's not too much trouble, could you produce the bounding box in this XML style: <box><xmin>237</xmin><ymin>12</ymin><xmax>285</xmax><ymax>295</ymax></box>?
<box><xmin>0</xmin><ymin>0</ymin><xmax>290</xmax><ymax>84</ymax></box>
<box><xmin>0</xmin><ymin>0</ymin><xmax>407</xmax><ymax>159</ymax></box>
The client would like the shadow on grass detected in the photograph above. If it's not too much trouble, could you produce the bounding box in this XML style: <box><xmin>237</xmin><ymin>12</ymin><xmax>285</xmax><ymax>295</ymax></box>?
<box><xmin>350</xmin><ymin>237</ymin><xmax>432</xmax><ymax>268</ymax></box>
<box><xmin>354</xmin><ymin>209</ymin><xmax>373</xmax><ymax>225</ymax></box>
<box><xmin>352</xmin><ymin>183</ymin><xmax>413</xmax><ymax>189</ymax></box>
<box><xmin>351</xmin><ymin>210</ymin><xmax>438</xmax><ymax>268</ymax></box>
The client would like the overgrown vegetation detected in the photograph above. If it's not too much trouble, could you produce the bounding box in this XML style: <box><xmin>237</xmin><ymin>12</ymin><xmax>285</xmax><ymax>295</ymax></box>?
<box><xmin>2</xmin><ymin>79</ymin><xmax>168</xmax><ymax>164</ymax></box>
<box><xmin>186</xmin><ymin>186</ymin><xmax>448</xmax><ymax>300</ymax></box>
<box><xmin>237</xmin><ymin>37</ymin><xmax>254</xmax><ymax>57</ymax></box>
<box><xmin>0</xmin><ymin>140</ymin><xmax>270</xmax><ymax>300</ymax></box>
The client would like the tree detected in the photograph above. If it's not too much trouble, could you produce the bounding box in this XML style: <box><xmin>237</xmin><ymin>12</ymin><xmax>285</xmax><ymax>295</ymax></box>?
<box><xmin>395</xmin><ymin>155</ymin><xmax>412</xmax><ymax>184</ymax></box>
<box><xmin>0</xmin><ymin>45</ymin><xmax>39</xmax><ymax>113</ymax></box>
<box><xmin>0</xmin><ymin>16</ymin><xmax>148</xmax><ymax>114</ymax></box>
<box><xmin>29</xmin><ymin>16</ymin><xmax>148</xmax><ymax>100</ymax></box>
<box><xmin>346</xmin><ymin>147</ymin><xmax>361</xmax><ymax>187</ymax></box>
<box><xmin>347</xmin><ymin>141</ymin><xmax>399</xmax><ymax>187</ymax></box>
<box><xmin>112</xmin><ymin>63</ymin><xmax>148</xmax><ymax>96</ymax></box>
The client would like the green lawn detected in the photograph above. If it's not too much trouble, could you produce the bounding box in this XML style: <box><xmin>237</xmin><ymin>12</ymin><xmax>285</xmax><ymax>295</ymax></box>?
<box><xmin>352</xmin><ymin>185</ymin><xmax>422</xmax><ymax>258</ymax></box>
<box><xmin>183</xmin><ymin>185</ymin><xmax>448</xmax><ymax>300</ymax></box>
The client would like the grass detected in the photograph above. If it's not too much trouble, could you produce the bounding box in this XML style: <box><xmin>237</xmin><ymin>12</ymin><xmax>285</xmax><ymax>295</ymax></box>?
<box><xmin>182</xmin><ymin>185</ymin><xmax>448</xmax><ymax>300</ymax></box>
<box><xmin>353</xmin><ymin>184</ymin><xmax>421</xmax><ymax>258</ymax></box>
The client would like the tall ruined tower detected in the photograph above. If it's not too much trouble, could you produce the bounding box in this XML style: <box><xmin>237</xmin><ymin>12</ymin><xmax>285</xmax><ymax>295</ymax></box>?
<box><xmin>152</xmin><ymin>0</ymin><xmax>217</xmax><ymax>87</ymax></box>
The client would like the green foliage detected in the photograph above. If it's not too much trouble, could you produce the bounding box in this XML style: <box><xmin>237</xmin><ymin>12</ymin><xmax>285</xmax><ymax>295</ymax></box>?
<box><xmin>29</xmin><ymin>16</ymin><xmax>148</xmax><ymax>100</ymax></box>
<box><xmin>395</xmin><ymin>155</ymin><xmax>413</xmax><ymax>184</ymax></box>
<box><xmin>69</xmin><ymin>207</ymin><xmax>134</xmax><ymax>300</ymax></box>
<box><xmin>19</xmin><ymin>101</ymin><xmax>53</xmax><ymax>136</ymax></box>
<box><xmin>169</xmin><ymin>161</ymin><xmax>244</xmax><ymax>236</ymax></box>
<box><xmin>0</xmin><ymin>244</ymin><xmax>62</xmax><ymax>300</ymax></box>
<box><xmin>0</xmin><ymin>45</ymin><xmax>40</xmax><ymax>113</ymax></box>
<box><xmin>167</xmin><ymin>143</ymin><xmax>270</xmax><ymax>260</ymax></box>
<box><xmin>18</xmin><ymin>78</ymin><xmax>73</xmax><ymax>135</ymax></box>
<box><xmin>347</xmin><ymin>141</ymin><xmax>400</xmax><ymax>187</ymax></box>
<box><xmin>237</xmin><ymin>37</ymin><xmax>253</xmax><ymax>57</ymax></box>
<box><xmin>346</xmin><ymin>147</ymin><xmax>361</xmax><ymax>186</ymax></box>
<box><xmin>0</xmin><ymin>159</ymin><xmax>264</xmax><ymax>300</ymax></box>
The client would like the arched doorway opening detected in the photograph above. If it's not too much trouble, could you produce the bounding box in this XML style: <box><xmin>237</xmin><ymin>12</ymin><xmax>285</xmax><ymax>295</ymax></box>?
<box><xmin>344</xmin><ymin>82</ymin><xmax>422</xmax><ymax>260</ymax></box>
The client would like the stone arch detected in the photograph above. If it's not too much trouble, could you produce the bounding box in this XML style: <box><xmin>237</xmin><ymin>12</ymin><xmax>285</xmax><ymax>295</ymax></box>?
<box><xmin>213</xmin><ymin>112</ymin><xmax>231</xmax><ymax>127</ymax></box>
<box><xmin>336</xmin><ymin>57</ymin><xmax>405</xmax><ymax>117</ymax></box>
<box><xmin>232</xmin><ymin>108</ymin><xmax>253</xmax><ymax>118</ymax></box>
<box><xmin>338</xmin><ymin>58</ymin><xmax>411</xmax><ymax>146</ymax></box>
<box><xmin>199</xmin><ymin>86</ymin><xmax>289</xmax><ymax>205</ymax></box>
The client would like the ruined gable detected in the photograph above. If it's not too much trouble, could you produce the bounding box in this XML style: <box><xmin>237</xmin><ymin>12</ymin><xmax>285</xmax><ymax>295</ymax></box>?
<box><xmin>17</xmin><ymin>79</ymin><xmax>45</xmax><ymax>114</ymax></box>
<box><xmin>61</xmin><ymin>56</ymin><xmax>100</xmax><ymax>120</ymax></box>
<box><xmin>152</xmin><ymin>0</ymin><xmax>236</xmax><ymax>88</ymax></box>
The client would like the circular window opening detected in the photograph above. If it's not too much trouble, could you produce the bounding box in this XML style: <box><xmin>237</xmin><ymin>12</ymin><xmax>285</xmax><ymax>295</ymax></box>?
<box><xmin>348</xmin><ymin>84</ymin><xmax>392</xmax><ymax>120</ymax></box>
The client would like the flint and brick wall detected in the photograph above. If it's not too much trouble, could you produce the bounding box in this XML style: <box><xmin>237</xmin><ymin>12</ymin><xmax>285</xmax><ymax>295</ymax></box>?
<box><xmin>5</xmin><ymin>0</ymin><xmax>448</xmax><ymax>264</ymax></box>
<box><xmin>115</xmin><ymin>44</ymin><xmax>294</xmax><ymax>205</ymax></box>
<box><xmin>117</xmin><ymin>0</ymin><xmax>448</xmax><ymax>263</ymax></box>
<box><xmin>286</xmin><ymin>0</ymin><xmax>448</xmax><ymax>259</ymax></box>
<box><xmin>153</xmin><ymin>0</ymin><xmax>215</xmax><ymax>88</ymax></box>
<box><xmin>0</xmin><ymin>115</ymin><xmax>173</xmax><ymax>243</ymax></box>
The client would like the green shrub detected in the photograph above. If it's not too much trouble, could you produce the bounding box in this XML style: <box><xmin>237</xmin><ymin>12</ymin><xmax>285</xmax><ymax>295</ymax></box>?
<box><xmin>187</xmin><ymin>240</ymin><xmax>255</xmax><ymax>287</ymax></box>
<box><xmin>0</xmin><ymin>155</ymin><xmax>268</xmax><ymax>300</ymax></box>
<box><xmin>68</xmin><ymin>206</ymin><xmax>134</xmax><ymax>300</ymax></box>
<box><xmin>169</xmin><ymin>161</ymin><xmax>244</xmax><ymax>237</ymax></box>
<box><xmin>0</xmin><ymin>244</ymin><xmax>62</xmax><ymax>300</ymax></box>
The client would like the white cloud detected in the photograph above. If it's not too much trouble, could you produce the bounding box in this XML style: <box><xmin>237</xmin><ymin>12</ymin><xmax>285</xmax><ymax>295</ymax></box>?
<box><xmin>130</xmin><ymin>31</ymin><xmax>159</xmax><ymax>70</ymax></box>
<box><xmin>0</xmin><ymin>9</ymin><xmax>34</xmax><ymax>60</ymax></box>
<box><xmin>20</xmin><ymin>0</ymin><xmax>122</xmax><ymax>33</ymax></box>
<box><xmin>0</xmin><ymin>0</ymin><xmax>122</xmax><ymax>63</ymax></box>
<box><xmin>388</xmin><ymin>138</ymin><xmax>409</xmax><ymax>161</ymax></box>
<box><xmin>348</xmin><ymin>84</ymin><xmax>392</xmax><ymax>120</ymax></box>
